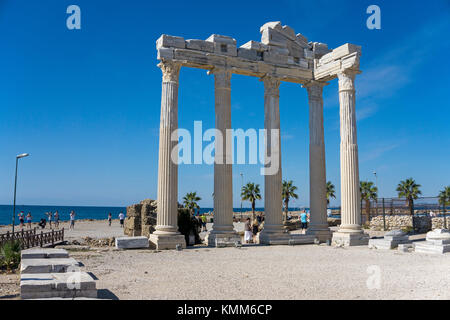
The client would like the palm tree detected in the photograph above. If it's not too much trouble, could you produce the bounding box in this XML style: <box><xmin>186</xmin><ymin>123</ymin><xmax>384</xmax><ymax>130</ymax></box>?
<box><xmin>326</xmin><ymin>181</ymin><xmax>336</xmax><ymax>207</ymax></box>
<box><xmin>360</xmin><ymin>181</ymin><xmax>378</xmax><ymax>223</ymax></box>
<box><xmin>438</xmin><ymin>186</ymin><xmax>450</xmax><ymax>229</ymax></box>
<box><xmin>183</xmin><ymin>192</ymin><xmax>201</xmax><ymax>215</ymax></box>
<box><xmin>282</xmin><ymin>180</ymin><xmax>299</xmax><ymax>223</ymax></box>
<box><xmin>241</xmin><ymin>182</ymin><xmax>261</xmax><ymax>220</ymax></box>
<box><xmin>396</xmin><ymin>178</ymin><xmax>422</xmax><ymax>231</ymax></box>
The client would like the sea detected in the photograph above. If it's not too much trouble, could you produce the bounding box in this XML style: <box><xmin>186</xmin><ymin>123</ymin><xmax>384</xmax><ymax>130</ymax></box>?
<box><xmin>0</xmin><ymin>205</ymin><xmax>319</xmax><ymax>226</ymax></box>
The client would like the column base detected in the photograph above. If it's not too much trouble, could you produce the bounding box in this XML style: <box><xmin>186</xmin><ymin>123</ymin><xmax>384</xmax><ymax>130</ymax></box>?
<box><xmin>306</xmin><ymin>227</ymin><xmax>332</xmax><ymax>243</ymax></box>
<box><xmin>332</xmin><ymin>231</ymin><xmax>369</xmax><ymax>247</ymax></box>
<box><xmin>149</xmin><ymin>233</ymin><xmax>186</xmax><ymax>250</ymax></box>
<box><xmin>205</xmin><ymin>231</ymin><xmax>241</xmax><ymax>248</ymax></box>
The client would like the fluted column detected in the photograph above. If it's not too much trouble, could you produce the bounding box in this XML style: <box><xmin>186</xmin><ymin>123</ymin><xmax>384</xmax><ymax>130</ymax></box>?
<box><xmin>258</xmin><ymin>76</ymin><xmax>288</xmax><ymax>244</ymax></box>
<box><xmin>150</xmin><ymin>60</ymin><xmax>186</xmax><ymax>249</ymax></box>
<box><xmin>205</xmin><ymin>68</ymin><xmax>239</xmax><ymax>246</ymax></box>
<box><xmin>303</xmin><ymin>81</ymin><xmax>331</xmax><ymax>242</ymax></box>
<box><xmin>332</xmin><ymin>71</ymin><xmax>368</xmax><ymax>246</ymax></box>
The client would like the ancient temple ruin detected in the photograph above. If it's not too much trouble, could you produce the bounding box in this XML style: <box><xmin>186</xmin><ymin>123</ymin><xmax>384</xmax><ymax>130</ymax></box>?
<box><xmin>150</xmin><ymin>21</ymin><xmax>367</xmax><ymax>249</ymax></box>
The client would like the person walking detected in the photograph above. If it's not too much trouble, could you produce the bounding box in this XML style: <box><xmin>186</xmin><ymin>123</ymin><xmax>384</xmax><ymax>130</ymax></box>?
<box><xmin>54</xmin><ymin>211</ymin><xmax>60</xmax><ymax>228</ymax></box>
<box><xmin>201</xmin><ymin>214</ymin><xmax>207</xmax><ymax>232</ymax></box>
<box><xmin>18</xmin><ymin>211</ymin><xmax>25</xmax><ymax>229</ymax></box>
<box><xmin>300</xmin><ymin>211</ymin><xmax>308</xmax><ymax>233</ymax></box>
<box><xmin>69</xmin><ymin>211</ymin><xmax>76</xmax><ymax>230</ymax></box>
<box><xmin>118</xmin><ymin>212</ymin><xmax>125</xmax><ymax>228</ymax></box>
<box><xmin>244</xmin><ymin>218</ymin><xmax>253</xmax><ymax>244</ymax></box>
<box><xmin>252</xmin><ymin>218</ymin><xmax>259</xmax><ymax>243</ymax></box>
<box><xmin>108</xmin><ymin>213</ymin><xmax>112</xmax><ymax>226</ymax></box>
<box><xmin>26</xmin><ymin>212</ymin><xmax>32</xmax><ymax>229</ymax></box>
<box><xmin>47</xmin><ymin>211</ymin><xmax>53</xmax><ymax>229</ymax></box>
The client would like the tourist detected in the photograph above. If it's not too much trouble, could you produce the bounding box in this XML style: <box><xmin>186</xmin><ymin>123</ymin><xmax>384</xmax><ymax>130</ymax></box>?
<box><xmin>108</xmin><ymin>213</ymin><xmax>112</xmax><ymax>226</ymax></box>
<box><xmin>244</xmin><ymin>218</ymin><xmax>252</xmax><ymax>244</ymax></box>
<box><xmin>54</xmin><ymin>211</ymin><xmax>60</xmax><ymax>228</ymax></box>
<box><xmin>26</xmin><ymin>212</ymin><xmax>32</xmax><ymax>229</ymax></box>
<box><xmin>69</xmin><ymin>211</ymin><xmax>76</xmax><ymax>230</ymax></box>
<box><xmin>252</xmin><ymin>218</ymin><xmax>259</xmax><ymax>242</ymax></box>
<box><xmin>38</xmin><ymin>218</ymin><xmax>46</xmax><ymax>229</ymax></box>
<box><xmin>18</xmin><ymin>211</ymin><xmax>25</xmax><ymax>229</ymax></box>
<box><xmin>201</xmin><ymin>214</ymin><xmax>207</xmax><ymax>232</ymax></box>
<box><xmin>118</xmin><ymin>212</ymin><xmax>125</xmax><ymax>228</ymax></box>
<box><xmin>300</xmin><ymin>211</ymin><xmax>308</xmax><ymax>232</ymax></box>
<box><xmin>47</xmin><ymin>211</ymin><xmax>53</xmax><ymax>229</ymax></box>
<box><xmin>257</xmin><ymin>214</ymin><xmax>262</xmax><ymax>224</ymax></box>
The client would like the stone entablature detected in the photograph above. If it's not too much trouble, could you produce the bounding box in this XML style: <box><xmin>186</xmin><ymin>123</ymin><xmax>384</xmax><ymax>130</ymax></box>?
<box><xmin>156</xmin><ymin>21</ymin><xmax>361</xmax><ymax>84</ymax></box>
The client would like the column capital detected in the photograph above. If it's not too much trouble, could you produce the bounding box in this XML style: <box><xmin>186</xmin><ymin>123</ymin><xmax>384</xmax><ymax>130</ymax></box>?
<box><xmin>158</xmin><ymin>60</ymin><xmax>181</xmax><ymax>83</ymax></box>
<box><xmin>302</xmin><ymin>81</ymin><xmax>328</xmax><ymax>99</ymax></box>
<box><xmin>261</xmin><ymin>75</ymin><xmax>280</xmax><ymax>96</ymax></box>
<box><xmin>337</xmin><ymin>71</ymin><xmax>358</xmax><ymax>92</ymax></box>
<box><xmin>208</xmin><ymin>67</ymin><xmax>232</xmax><ymax>89</ymax></box>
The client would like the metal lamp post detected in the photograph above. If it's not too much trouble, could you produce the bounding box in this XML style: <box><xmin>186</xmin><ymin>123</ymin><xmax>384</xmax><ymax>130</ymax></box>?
<box><xmin>12</xmin><ymin>153</ymin><xmax>30</xmax><ymax>233</ymax></box>
<box><xmin>240</xmin><ymin>173</ymin><xmax>243</xmax><ymax>212</ymax></box>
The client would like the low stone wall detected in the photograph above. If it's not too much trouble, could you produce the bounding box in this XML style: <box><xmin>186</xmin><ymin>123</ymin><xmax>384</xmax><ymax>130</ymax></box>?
<box><xmin>370</xmin><ymin>215</ymin><xmax>431</xmax><ymax>233</ymax></box>
<box><xmin>431</xmin><ymin>217</ymin><xmax>450</xmax><ymax>229</ymax></box>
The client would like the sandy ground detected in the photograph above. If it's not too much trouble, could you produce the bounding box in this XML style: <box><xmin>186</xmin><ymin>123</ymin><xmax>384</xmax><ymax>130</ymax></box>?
<box><xmin>1</xmin><ymin>219</ymin><xmax>443</xmax><ymax>300</ymax></box>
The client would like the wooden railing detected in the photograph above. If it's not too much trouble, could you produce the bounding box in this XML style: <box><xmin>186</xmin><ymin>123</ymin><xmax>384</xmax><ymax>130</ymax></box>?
<box><xmin>0</xmin><ymin>228</ymin><xmax>64</xmax><ymax>249</ymax></box>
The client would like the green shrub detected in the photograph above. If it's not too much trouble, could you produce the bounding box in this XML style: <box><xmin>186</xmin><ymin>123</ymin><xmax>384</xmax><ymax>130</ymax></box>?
<box><xmin>0</xmin><ymin>240</ymin><xmax>22</xmax><ymax>271</ymax></box>
<box><xmin>401</xmin><ymin>226</ymin><xmax>414</xmax><ymax>234</ymax></box>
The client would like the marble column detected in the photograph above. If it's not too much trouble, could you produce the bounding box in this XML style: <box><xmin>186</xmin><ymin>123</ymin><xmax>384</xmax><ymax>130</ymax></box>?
<box><xmin>205</xmin><ymin>68</ymin><xmax>240</xmax><ymax>247</ymax></box>
<box><xmin>303</xmin><ymin>81</ymin><xmax>332</xmax><ymax>242</ymax></box>
<box><xmin>332</xmin><ymin>71</ymin><xmax>369</xmax><ymax>246</ymax></box>
<box><xmin>258</xmin><ymin>76</ymin><xmax>290</xmax><ymax>244</ymax></box>
<box><xmin>150</xmin><ymin>60</ymin><xmax>186</xmax><ymax>250</ymax></box>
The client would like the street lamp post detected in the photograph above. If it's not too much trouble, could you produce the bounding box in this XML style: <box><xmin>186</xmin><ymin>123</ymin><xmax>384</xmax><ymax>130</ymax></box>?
<box><xmin>12</xmin><ymin>153</ymin><xmax>30</xmax><ymax>233</ymax></box>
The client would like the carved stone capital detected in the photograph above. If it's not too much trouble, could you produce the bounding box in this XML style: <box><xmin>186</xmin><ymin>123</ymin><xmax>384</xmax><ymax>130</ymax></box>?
<box><xmin>303</xmin><ymin>81</ymin><xmax>327</xmax><ymax>100</ymax></box>
<box><xmin>158</xmin><ymin>60</ymin><xmax>181</xmax><ymax>83</ymax></box>
<box><xmin>337</xmin><ymin>71</ymin><xmax>357</xmax><ymax>92</ymax></box>
<box><xmin>261</xmin><ymin>75</ymin><xmax>280</xmax><ymax>96</ymax></box>
<box><xmin>209</xmin><ymin>68</ymin><xmax>232</xmax><ymax>90</ymax></box>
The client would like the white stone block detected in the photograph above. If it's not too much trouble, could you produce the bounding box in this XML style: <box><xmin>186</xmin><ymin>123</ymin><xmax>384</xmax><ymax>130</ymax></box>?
<box><xmin>186</xmin><ymin>39</ymin><xmax>214</xmax><ymax>52</ymax></box>
<box><xmin>240</xmin><ymin>40</ymin><xmax>267</xmax><ymax>51</ymax></box>
<box><xmin>21</xmin><ymin>258</ymin><xmax>80</xmax><ymax>274</ymax></box>
<box><xmin>21</xmin><ymin>272</ymin><xmax>97</xmax><ymax>300</ymax></box>
<box><xmin>205</xmin><ymin>34</ymin><xmax>236</xmax><ymax>45</ymax></box>
<box><xmin>21</xmin><ymin>248</ymin><xmax>69</xmax><ymax>260</ymax></box>
<box><xmin>237</xmin><ymin>48</ymin><xmax>262</xmax><ymax>61</ymax></box>
<box><xmin>115</xmin><ymin>236</ymin><xmax>149</xmax><ymax>249</ymax></box>
<box><xmin>157</xmin><ymin>47</ymin><xmax>174</xmax><ymax>60</ymax></box>
<box><xmin>156</xmin><ymin>34</ymin><xmax>185</xmax><ymax>49</ymax></box>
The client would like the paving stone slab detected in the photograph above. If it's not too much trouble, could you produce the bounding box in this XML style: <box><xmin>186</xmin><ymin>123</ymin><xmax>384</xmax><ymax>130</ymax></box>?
<box><xmin>21</xmin><ymin>258</ymin><xmax>80</xmax><ymax>274</ymax></box>
<box><xmin>116</xmin><ymin>236</ymin><xmax>149</xmax><ymax>249</ymax></box>
<box><xmin>21</xmin><ymin>272</ymin><xmax>97</xmax><ymax>300</ymax></box>
<box><xmin>21</xmin><ymin>248</ymin><xmax>69</xmax><ymax>259</ymax></box>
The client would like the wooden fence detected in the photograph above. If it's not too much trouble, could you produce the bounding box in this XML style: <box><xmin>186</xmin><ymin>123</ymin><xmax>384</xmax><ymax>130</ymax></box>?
<box><xmin>0</xmin><ymin>228</ymin><xmax>64</xmax><ymax>249</ymax></box>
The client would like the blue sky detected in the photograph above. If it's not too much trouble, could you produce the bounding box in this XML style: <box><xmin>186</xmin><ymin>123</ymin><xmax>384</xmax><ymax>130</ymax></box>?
<box><xmin>0</xmin><ymin>0</ymin><xmax>449</xmax><ymax>208</ymax></box>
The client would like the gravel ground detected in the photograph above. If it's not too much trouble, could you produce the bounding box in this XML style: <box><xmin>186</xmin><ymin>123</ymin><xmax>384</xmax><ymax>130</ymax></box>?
<box><xmin>1</xmin><ymin>220</ymin><xmax>439</xmax><ymax>300</ymax></box>
<box><xmin>72</xmin><ymin>242</ymin><xmax>450</xmax><ymax>300</ymax></box>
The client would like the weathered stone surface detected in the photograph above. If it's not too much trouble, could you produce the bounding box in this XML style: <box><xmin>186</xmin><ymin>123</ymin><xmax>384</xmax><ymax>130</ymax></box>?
<box><xmin>369</xmin><ymin>215</ymin><xmax>431</xmax><ymax>233</ymax></box>
<box><xmin>149</xmin><ymin>234</ymin><xmax>186</xmax><ymax>250</ymax></box>
<box><xmin>21</xmin><ymin>258</ymin><xmax>80</xmax><ymax>274</ymax></box>
<box><xmin>398</xmin><ymin>243</ymin><xmax>414</xmax><ymax>253</ymax></box>
<box><xmin>156</xmin><ymin>34</ymin><xmax>185</xmax><ymax>49</ymax></box>
<box><xmin>431</xmin><ymin>217</ymin><xmax>450</xmax><ymax>230</ymax></box>
<box><xmin>186</xmin><ymin>39</ymin><xmax>214</xmax><ymax>52</ymax></box>
<box><xmin>414</xmin><ymin>229</ymin><xmax>450</xmax><ymax>254</ymax></box>
<box><xmin>115</xmin><ymin>236</ymin><xmax>149</xmax><ymax>249</ymax></box>
<box><xmin>21</xmin><ymin>248</ymin><xmax>69</xmax><ymax>260</ymax></box>
<box><xmin>332</xmin><ymin>232</ymin><xmax>369</xmax><ymax>246</ymax></box>
<box><xmin>21</xmin><ymin>272</ymin><xmax>97</xmax><ymax>300</ymax></box>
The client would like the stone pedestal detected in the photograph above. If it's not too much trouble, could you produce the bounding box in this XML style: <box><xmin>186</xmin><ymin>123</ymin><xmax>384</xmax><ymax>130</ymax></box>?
<box><xmin>205</xmin><ymin>68</ymin><xmax>239</xmax><ymax>247</ymax></box>
<box><xmin>151</xmin><ymin>61</ymin><xmax>186</xmax><ymax>250</ymax></box>
<box><xmin>332</xmin><ymin>71</ymin><xmax>367</xmax><ymax>246</ymax></box>
<box><xmin>258</xmin><ymin>76</ymin><xmax>287</xmax><ymax>245</ymax></box>
<box><xmin>368</xmin><ymin>230</ymin><xmax>410</xmax><ymax>250</ymax></box>
<box><xmin>304</xmin><ymin>81</ymin><xmax>331</xmax><ymax>243</ymax></box>
<box><xmin>414</xmin><ymin>229</ymin><xmax>450</xmax><ymax>254</ymax></box>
